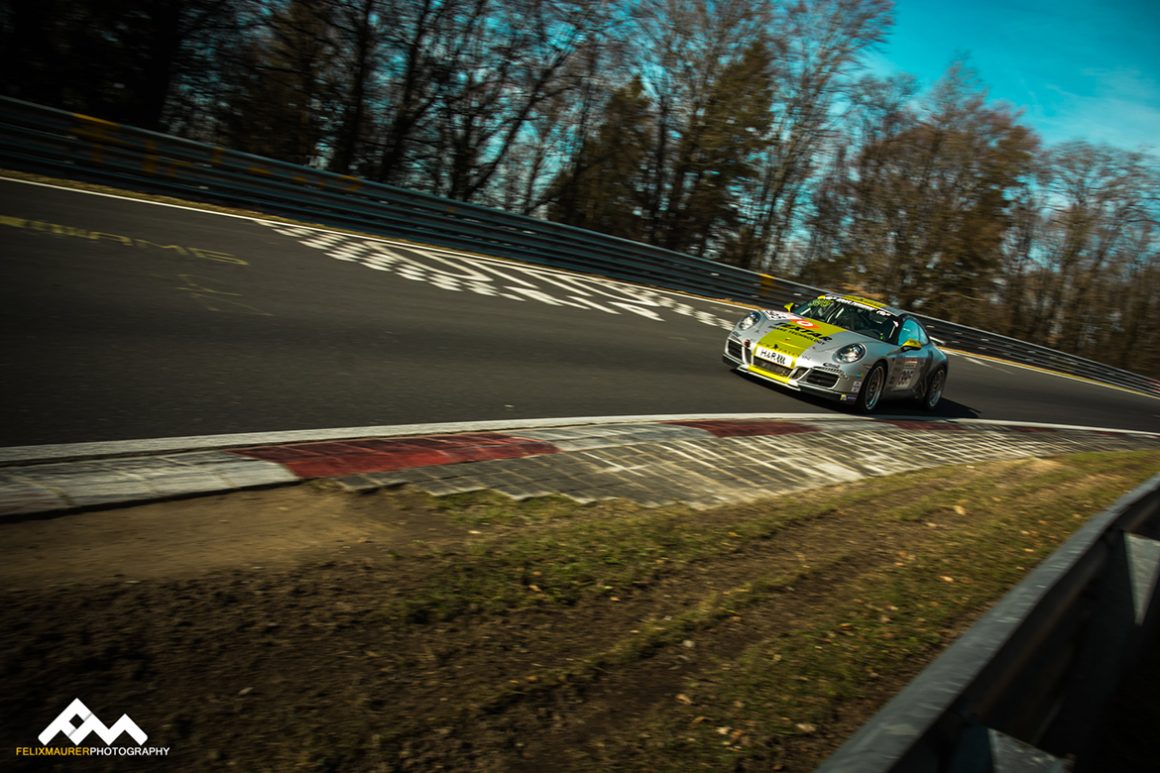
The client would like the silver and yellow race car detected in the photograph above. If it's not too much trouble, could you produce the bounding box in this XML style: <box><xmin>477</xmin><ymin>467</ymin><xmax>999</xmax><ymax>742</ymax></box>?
<box><xmin>723</xmin><ymin>294</ymin><xmax>947</xmax><ymax>413</ymax></box>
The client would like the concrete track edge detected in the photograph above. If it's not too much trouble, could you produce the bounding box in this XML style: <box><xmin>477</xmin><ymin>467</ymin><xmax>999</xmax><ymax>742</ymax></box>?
<box><xmin>2</xmin><ymin>414</ymin><xmax>1158</xmax><ymax>519</ymax></box>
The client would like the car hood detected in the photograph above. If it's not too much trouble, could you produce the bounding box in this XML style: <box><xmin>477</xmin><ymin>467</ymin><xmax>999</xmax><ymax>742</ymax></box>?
<box><xmin>754</xmin><ymin>315</ymin><xmax>867</xmax><ymax>360</ymax></box>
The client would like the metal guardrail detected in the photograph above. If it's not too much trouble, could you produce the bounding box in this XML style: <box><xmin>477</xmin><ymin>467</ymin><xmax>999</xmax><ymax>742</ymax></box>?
<box><xmin>1</xmin><ymin>96</ymin><xmax>1157</xmax><ymax>397</ymax></box>
<box><xmin>0</xmin><ymin>97</ymin><xmax>792</xmax><ymax>309</ymax></box>
<box><xmin>818</xmin><ymin>473</ymin><xmax>1160</xmax><ymax>772</ymax></box>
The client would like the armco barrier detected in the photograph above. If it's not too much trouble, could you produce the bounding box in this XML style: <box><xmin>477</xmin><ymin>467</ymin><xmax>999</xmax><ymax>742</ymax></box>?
<box><xmin>817</xmin><ymin>473</ymin><xmax>1160</xmax><ymax>773</ymax></box>
<box><xmin>0</xmin><ymin>97</ymin><xmax>804</xmax><ymax>309</ymax></box>
<box><xmin>1</xmin><ymin>96</ymin><xmax>1157</xmax><ymax>397</ymax></box>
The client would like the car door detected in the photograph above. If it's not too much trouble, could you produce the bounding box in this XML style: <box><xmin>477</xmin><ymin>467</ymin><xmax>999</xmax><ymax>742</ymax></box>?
<box><xmin>886</xmin><ymin>317</ymin><xmax>930</xmax><ymax>395</ymax></box>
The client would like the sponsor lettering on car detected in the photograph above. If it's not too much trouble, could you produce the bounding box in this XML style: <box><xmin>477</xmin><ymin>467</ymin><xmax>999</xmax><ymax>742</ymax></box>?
<box><xmin>754</xmin><ymin>346</ymin><xmax>793</xmax><ymax>367</ymax></box>
<box><xmin>725</xmin><ymin>293</ymin><xmax>948</xmax><ymax>413</ymax></box>
<box><xmin>771</xmin><ymin>321</ymin><xmax>834</xmax><ymax>343</ymax></box>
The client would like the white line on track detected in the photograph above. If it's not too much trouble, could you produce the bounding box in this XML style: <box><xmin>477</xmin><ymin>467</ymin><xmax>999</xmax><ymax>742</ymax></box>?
<box><xmin>7</xmin><ymin>176</ymin><xmax>1155</xmax><ymax>398</ymax></box>
<box><xmin>1</xmin><ymin>176</ymin><xmax>746</xmax><ymax>312</ymax></box>
<box><xmin>2</xmin><ymin>413</ymin><xmax>1157</xmax><ymax>465</ymax></box>
<box><xmin>954</xmin><ymin>353</ymin><xmax>996</xmax><ymax>369</ymax></box>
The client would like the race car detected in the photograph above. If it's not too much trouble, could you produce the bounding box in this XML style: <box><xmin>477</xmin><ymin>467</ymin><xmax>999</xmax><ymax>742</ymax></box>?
<box><xmin>723</xmin><ymin>294</ymin><xmax>947</xmax><ymax>413</ymax></box>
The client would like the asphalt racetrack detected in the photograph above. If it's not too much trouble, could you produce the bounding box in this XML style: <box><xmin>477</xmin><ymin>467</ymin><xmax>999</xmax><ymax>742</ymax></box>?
<box><xmin>2</xmin><ymin>176</ymin><xmax>1158</xmax><ymax>447</ymax></box>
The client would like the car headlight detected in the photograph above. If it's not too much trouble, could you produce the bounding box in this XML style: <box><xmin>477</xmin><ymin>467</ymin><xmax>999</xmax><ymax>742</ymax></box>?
<box><xmin>737</xmin><ymin>311</ymin><xmax>761</xmax><ymax>331</ymax></box>
<box><xmin>834</xmin><ymin>343</ymin><xmax>866</xmax><ymax>363</ymax></box>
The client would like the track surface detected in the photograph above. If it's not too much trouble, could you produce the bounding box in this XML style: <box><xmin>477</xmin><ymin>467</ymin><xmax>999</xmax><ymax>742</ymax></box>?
<box><xmin>2</xmin><ymin>177</ymin><xmax>1158</xmax><ymax>446</ymax></box>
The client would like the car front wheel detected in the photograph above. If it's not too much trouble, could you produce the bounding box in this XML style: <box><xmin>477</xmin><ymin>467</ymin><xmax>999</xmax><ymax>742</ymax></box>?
<box><xmin>855</xmin><ymin>363</ymin><xmax>886</xmax><ymax>413</ymax></box>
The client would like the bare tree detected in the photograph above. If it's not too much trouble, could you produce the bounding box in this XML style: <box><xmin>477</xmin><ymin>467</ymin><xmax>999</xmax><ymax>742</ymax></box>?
<box><xmin>382</xmin><ymin>0</ymin><xmax>607</xmax><ymax>202</ymax></box>
<box><xmin>631</xmin><ymin>0</ymin><xmax>772</xmax><ymax>245</ymax></box>
<box><xmin>740</xmin><ymin>0</ymin><xmax>893</xmax><ymax>272</ymax></box>
<box><xmin>327</xmin><ymin>0</ymin><xmax>384</xmax><ymax>174</ymax></box>
<box><xmin>801</xmin><ymin>63</ymin><xmax>1039</xmax><ymax>324</ymax></box>
<box><xmin>800</xmin><ymin>70</ymin><xmax>916</xmax><ymax>286</ymax></box>
<box><xmin>1</xmin><ymin>0</ymin><xmax>251</xmax><ymax>134</ymax></box>
<box><xmin>221</xmin><ymin>0</ymin><xmax>341</xmax><ymax>165</ymax></box>
<box><xmin>1035</xmin><ymin>142</ymin><xmax>1158</xmax><ymax>357</ymax></box>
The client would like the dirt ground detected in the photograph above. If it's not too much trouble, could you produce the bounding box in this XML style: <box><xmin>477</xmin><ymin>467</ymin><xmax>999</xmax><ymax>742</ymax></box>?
<box><xmin>0</xmin><ymin>480</ymin><xmax>922</xmax><ymax>772</ymax></box>
<box><xmin>1</xmin><ymin>457</ymin><xmax>1156</xmax><ymax>772</ymax></box>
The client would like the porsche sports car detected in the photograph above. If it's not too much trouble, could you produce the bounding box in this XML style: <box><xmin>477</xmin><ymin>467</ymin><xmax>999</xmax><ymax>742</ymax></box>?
<box><xmin>723</xmin><ymin>293</ymin><xmax>947</xmax><ymax>413</ymax></box>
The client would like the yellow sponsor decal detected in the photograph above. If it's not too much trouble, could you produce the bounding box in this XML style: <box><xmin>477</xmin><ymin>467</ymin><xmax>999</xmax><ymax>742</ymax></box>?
<box><xmin>840</xmin><ymin>294</ymin><xmax>887</xmax><ymax>309</ymax></box>
<box><xmin>758</xmin><ymin>318</ymin><xmax>844</xmax><ymax>350</ymax></box>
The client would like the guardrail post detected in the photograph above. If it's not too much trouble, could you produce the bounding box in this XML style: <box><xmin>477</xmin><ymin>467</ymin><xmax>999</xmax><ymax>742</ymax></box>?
<box><xmin>946</xmin><ymin>724</ymin><xmax>1069</xmax><ymax>773</ymax></box>
<box><xmin>817</xmin><ymin>476</ymin><xmax>1160</xmax><ymax>773</ymax></box>
<box><xmin>1041</xmin><ymin>531</ymin><xmax>1160</xmax><ymax>764</ymax></box>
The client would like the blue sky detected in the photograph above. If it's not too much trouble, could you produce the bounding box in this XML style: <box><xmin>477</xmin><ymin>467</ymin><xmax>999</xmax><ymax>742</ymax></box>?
<box><xmin>866</xmin><ymin>0</ymin><xmax>1159</xmax><ymax>151</ymax></box>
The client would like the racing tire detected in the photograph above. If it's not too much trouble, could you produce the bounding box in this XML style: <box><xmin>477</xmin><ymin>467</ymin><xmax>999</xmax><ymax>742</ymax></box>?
<box><xmin>855</xmin><ymin>362</ymin><xmax>886</xmax><ymax>414</ymax></box>
<box><xmin>918</xmin><ymin>366</ymin><xmax>946</xmax><ymax>411</ymax></box>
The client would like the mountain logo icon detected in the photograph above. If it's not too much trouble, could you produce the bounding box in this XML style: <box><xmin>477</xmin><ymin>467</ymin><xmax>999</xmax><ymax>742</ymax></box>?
<box><xmin>38</xmin><ymin>699</ymin><xmax>148</xmax><ymax>746</ymax></box>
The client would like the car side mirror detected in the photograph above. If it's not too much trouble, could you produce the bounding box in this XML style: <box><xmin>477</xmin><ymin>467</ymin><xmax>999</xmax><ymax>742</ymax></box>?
<box><xmin>900</xmin><ymin>339</ymin><xmax>923</xmax><ymax>351</ymax></box>
<box><xmin>784</xmin><ymin>302</ymin><xmax>794</xmax><ymax>312</ymax></box>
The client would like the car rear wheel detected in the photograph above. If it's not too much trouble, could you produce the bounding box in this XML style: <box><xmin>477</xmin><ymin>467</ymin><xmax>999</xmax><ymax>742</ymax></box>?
<box><xmin>855</xmin><ymin>363</ymin><xmax>886</xmax><ymax>413</ymax></box>
<box><xmin>919</xmin><ymin>367</ymin><xmax>946</xmax><ymax>411</ymax></box>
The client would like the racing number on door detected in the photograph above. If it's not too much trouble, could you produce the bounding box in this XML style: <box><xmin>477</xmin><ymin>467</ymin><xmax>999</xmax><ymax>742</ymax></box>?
<box><xmin>895</xmin><ymin>359</ymin><xmax>918</xmax><ymax>389</ymax></box>
<box><xmin>891</xmin><ymin>353</ymin><xmax>926</xmax><ymax>390</ymax></box>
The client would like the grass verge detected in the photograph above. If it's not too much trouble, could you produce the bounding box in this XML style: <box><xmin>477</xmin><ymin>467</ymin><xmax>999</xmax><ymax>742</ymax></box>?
<box><xmin>1</xmin><ymin>451</ymin><xmax>1157</xmax><ymax>773</ymax></box>
<box><xmin>366</xmin><ymin>451</ymin><xmax>1160</xmax><ymax>771</ymax></box>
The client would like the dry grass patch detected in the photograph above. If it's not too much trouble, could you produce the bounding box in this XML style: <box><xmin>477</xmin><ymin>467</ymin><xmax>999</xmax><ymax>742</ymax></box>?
<box><xmin>0</xmin><ymin>450</ymin><xmax>1156</xmax><ymax>773</ymax></box>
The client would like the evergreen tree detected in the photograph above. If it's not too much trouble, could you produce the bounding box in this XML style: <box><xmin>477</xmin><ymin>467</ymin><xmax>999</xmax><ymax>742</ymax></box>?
<box><xmin>548</xmin><ymin>77</ymin><xmax>653</xmax><ymax>241</ymax></box>
<box><xmin>662</xmin><ymin>40</ymin><xmax>773</xmax><ymax>257</ymax></box>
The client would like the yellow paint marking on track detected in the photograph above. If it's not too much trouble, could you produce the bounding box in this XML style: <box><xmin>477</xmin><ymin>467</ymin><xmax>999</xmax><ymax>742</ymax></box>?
<box><xmin>175</xmin><ymin>274</ymin><xmax>272</xmax><ymax>316</ymax></box>
<box><xmin>1</xmin><ymin>214</ymin><xmax>247</xmax><ymax>265</ymax></box>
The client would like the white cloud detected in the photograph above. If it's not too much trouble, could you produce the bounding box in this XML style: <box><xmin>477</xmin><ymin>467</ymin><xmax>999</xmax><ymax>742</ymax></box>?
<box><xmin>1038</xmin><ymin>68</ymin><xmax>1160</xmax><ymax>150</ymax></box>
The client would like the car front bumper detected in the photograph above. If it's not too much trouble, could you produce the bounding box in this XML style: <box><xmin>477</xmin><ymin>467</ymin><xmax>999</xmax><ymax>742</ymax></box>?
<box><xmin>724</xmin><ymin>335</ymin><xmax>865</xmax><ymax>404</ymax></box>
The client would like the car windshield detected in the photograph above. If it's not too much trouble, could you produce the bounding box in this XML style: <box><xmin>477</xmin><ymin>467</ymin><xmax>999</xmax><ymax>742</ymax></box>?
<box><xmin>795</xmin><ymin>298</ymin><xmax>899</xmax><ymax>342</ymax></box>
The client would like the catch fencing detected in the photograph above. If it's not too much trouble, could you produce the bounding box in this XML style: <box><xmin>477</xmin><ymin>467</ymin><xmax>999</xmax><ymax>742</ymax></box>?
<box><xmin>1</xmin><ymin>96</ymin><xmax>1156</xmax><ymax>397</ymax></box>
